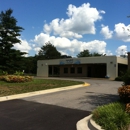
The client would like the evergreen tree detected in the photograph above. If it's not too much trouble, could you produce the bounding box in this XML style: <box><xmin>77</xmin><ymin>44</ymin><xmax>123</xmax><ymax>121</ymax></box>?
<box><xmin>0</xmin><ymin>9</ymin><xmax>25</xmax><ymax>73</ymax></box>
<box><xmin>38</xmin><ymin>41</ymin><xmax>61</xmax><ymax>59</ymax></box>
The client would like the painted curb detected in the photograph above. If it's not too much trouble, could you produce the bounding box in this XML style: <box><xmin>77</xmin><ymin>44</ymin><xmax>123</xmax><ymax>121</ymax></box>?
<box><xmin>0</xmin><ymin>83</ymin><xmax>90</xmax><ymax>102</ymax></box>
<box><xmin>83</xmin><ymin>83</ymin><xmax>90</xmax><ymax>87</ymax></box>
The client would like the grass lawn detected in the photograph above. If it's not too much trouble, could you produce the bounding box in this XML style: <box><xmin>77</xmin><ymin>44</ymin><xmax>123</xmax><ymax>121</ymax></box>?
<box><xmin>0</xmin><ymin>79</ymin><xmax>83</xmax><ymax>97</ymax></box>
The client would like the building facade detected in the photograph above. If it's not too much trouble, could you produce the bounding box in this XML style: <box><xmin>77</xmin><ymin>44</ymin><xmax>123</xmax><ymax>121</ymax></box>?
<box><xmin>37</xmin><ymin>56</ymin><xmax>128</xmax><ymax>80</ymax></box>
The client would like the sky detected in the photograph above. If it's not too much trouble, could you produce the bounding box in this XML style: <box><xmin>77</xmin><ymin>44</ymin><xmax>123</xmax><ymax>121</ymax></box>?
<box><xmin>0</xmin><ymin>0</ymin><xmax>130</xmax><ymax>57</ymax></box>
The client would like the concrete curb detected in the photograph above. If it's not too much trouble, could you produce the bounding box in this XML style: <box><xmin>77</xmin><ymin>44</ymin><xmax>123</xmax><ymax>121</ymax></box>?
<box><xmin>76</xmin><ymin>114</ymin><xmax>92</xmax><ymax>130</ymax></box>
<box><xmin>76</xmin><ymin>114</ymin><xmax>104</xmax><ymax>130</ymax></box>
<box><xmin>0</xmin><ymin>83</ymin><xmax>90</xmax><ymax>102</ymax></box>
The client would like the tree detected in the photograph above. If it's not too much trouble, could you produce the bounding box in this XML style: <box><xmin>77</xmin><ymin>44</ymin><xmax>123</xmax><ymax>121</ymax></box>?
<box><xmin>90</xmin><ymin>52</ymin><xmax>102</xmax><ymax>56</ymax></box>
<box><xmin>77</xmin><ymin>50</ymin><xmax>90</xmax><ymax>57</ymax></box>
<box><xmin>38</xmin><ymin>41</ymin><xmax>61</xmax><ymax>59</ymax></box>
<box><xmin>0</xmin><ymin>9</ymin><xmax>25</xmax><ymax>73</ymax></box>
<box><xmin>60</xmin><ymin>55</ymin><xmax>72</xmax><ymax>58</ymax></box>
<box><xmin>22</xmin><ymin>56</ymin><xmax>37</xmax><ymax>74</ymax></box>
<box><xmin>77</xmin><ymin>49</ymin><xmax>102</xmax><ymax>57</ymax></box>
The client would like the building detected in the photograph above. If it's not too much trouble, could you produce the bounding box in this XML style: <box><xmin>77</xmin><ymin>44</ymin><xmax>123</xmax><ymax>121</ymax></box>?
<box><xmin>37</xmin><ymin>56</ymin><xmax>128</xmax><ymax>80</ymax></box>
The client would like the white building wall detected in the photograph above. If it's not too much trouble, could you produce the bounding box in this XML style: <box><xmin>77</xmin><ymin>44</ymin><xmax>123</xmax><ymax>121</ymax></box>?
<box><xmin>106</xmin><ymin>57</ymin><xmax>117</xmax><ymax>80</ymax></box>
<box><xmin>37</xmin><ymin>56</ymin><xmax>127</xmax><ymax>80</ymax></box>
<box><xmin>37</xmin><ymin>60</ymin><xmax>48</xmax><ymax>77</ymax></box>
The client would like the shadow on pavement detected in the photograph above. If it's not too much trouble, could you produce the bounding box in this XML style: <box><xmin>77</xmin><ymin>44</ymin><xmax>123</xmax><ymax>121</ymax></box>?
<box><xmin>0</xmin><ymin>99</ymin><xmax>90</xmax><ymax>130</ymax></box>
<box><xmin>79</xmin><ymin>92</ymin><xmax>119</xmax><ymax>109</ymax></box>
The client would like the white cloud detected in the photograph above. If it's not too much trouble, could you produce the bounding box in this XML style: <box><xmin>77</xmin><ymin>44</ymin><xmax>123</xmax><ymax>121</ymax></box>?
<box><xmin>99</xmin><ymin>10</ymin><xmax>105</xmax><ymax>14</ymax></box>
<box><xmin>100</xmin><ymin>24</ymin><xmax>113</xmax><ymax>39</ymax></box>
<box><xmin>80</xmin><ymin>40</ymin><xmax>107</xmax><ymax>54</ymax></box>
<box><xmin>33</xmin><ymin>33</ymin><xmax>50</xmax><ymax>46</ymax></box>
<box><xmin>116</xmin><ymin>45</ymin><xmax>127</xmax><ymax>56</ymax></box>
<box><xmin>114</xmin><ymin>23</ymin><xmax>130</xmax><ymax>42</ymax></box>
<box><xmin>34</xmin><ymin>47</ymin><xmax>41</xmax><ymax>54</ymax></box>
<box><xmin>33</xmin><ymin>32</ymin><xmax>110</xmax><ymax>57</ymax></box>
<box><xmin>13</xmin><ymin>38</ymin><xmax>32</xmax><ymax>54</ymax></box>
<box><xmin>106</xmin><ymin>50</ymin><xmax>113</xmax><ymax>55</ymax></box>
<box><xmin>59</xmin><ymin>50</ymin><xmax>68</xmax><ymax>56</ymax></box>
<box><xmin>44</xmin><ymin>3</ymin><xmax>105</xmax><ymax>39</ymax></box>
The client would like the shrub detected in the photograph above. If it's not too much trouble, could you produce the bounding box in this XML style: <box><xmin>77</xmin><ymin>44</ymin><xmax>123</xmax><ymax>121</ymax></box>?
<box><xmin>118</xmin><ymin>85</ymin><xmax>130</xmax><ymax>103</ymax></box>
<box><xmin>3</xmin><ymin>75</ymin><xmax>33</xmax><ymax>83</ymax></box>
<box><xmin>0</xmin><ymin>70</ymin><xmax>3</xmax><ymax>76</ymax></box>
<box><xmin>115</xmin><ymin>76</ymin><xmax>123</xmax><ymax>81</ymax></box>
<box><xmin>14</xmin><ymin>71</ymin><xmax>24</xmax><ymax>76</ymax></box>
<box><xmin>126</xmin><ymin>103</ymin><xmax>130</xmax><ymax>114</ymax></box>
<box><xmin>122</xmin><ymin>69</ymin><xmax>130</xmax><ymax>86</ymax></box>
<box><xmin>92</xmin><ymin>102</ymin><xmax>130</xmax><ymax>130</ymax></box>
<box><xmin>0</xmin><ymin>71</ymin><xmax>8</xmax><ymax>76</ymax></box>
<box><xmin>0</xmin><ymin>75</ymin><xmax>5</xmax><ymax>81</ymax></box>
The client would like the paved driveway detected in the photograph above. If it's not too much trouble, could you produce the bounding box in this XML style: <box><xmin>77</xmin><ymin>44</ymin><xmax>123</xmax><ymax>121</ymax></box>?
<box><xmin>0</xmin><ymin>78</ymin><xmax>122</xmax><ymax>130</ymax></box>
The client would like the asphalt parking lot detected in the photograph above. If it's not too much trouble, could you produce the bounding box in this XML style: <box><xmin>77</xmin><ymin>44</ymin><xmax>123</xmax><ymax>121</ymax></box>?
<box><xmin>0</xmin><ymin>78</ymin><xmax>121</xmax><ymax>130</ymax></box>
<box><xmin>0</xmin><ymin>99</ymin><xmax>90</xmax><ymax>130</ymax></box>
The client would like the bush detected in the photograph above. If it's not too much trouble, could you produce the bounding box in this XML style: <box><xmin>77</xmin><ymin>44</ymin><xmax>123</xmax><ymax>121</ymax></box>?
<box><xmin>0</xmin><ymin>70</ymin><xmax>3</xmax><ymax>76</ymax></box>
<box><xmin>126</xmin><ymin>103</ymin><xmax>130</xmax><ymax>114</ymax></box>
<box><xmin>0</xmin><ymin>75</ymin><xmax>5</xmax><ymax>81</ymax></box>
<box><xmin>122</xmin><ymin>69</ymin><xmax>130</xmax><ymax>86</ymax></box>
<box><xmin>3</xmin><ymin>75</ymin><xmax>33</xmax><ymax>83</ymax></box>
<box><xmin>115</xmin><ymin>76</ymin><xmax>123</xmax><ymax>81</ymax></box>
<box><xmin>92</xmin><ymin>102</ymin><xmax>130</xmax><ymax>130</ymax></box>
<box><xmin>14</xmin><ymin>71</ymin><xmax>24</xmax><ymax>76</ymax></box>
<box><xmin>118</xmin><ymin>85</ymin><xmax>130</xmax><ymax>103</ymax></box>
<box><xmin>0</xmin><ymin>70</ymin><xmax>8</xmax><ymax>76</ymax></box>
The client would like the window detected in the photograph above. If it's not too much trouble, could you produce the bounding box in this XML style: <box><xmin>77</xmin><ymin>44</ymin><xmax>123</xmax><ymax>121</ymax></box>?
<box><xmin>77</xmin><ymin>67</ymin><xmax>82</xmax><ymax>74</ymax></box>
<box><xmin>53</xmin><ymin>66</ymin><xmax>60</xmax><ymax>75</ymax></box>
<box><xmin>64</xmin><ymin>68</ymin><xmax>68</xmax><ymax>73</ymax></box>
<box><xmin>70</xmin><ymin>67</ymin><xmax>75</xmax><ymax>73</ymax></box>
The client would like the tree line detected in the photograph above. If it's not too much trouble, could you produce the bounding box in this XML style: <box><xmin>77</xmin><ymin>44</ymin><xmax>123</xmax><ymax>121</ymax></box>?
<box><xmin>0</xmin><ymin>9</ymin><xmax>102</xmax><ymax>75</ymax></box>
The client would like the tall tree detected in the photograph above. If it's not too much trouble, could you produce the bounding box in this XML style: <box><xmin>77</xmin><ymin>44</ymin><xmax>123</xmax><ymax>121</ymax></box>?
<box><xmin>0</xmin><ymin>9</ymin><xmax>25</xmax><ymax>73</ymax></box>
<box><xmin>22</xmin><ymin>56</ymin><xmax>37</xmax><ymax>74</ymax></box>
<box><xmin>38</xmin><ymin>41</ymin><xmax>61</xmax><ymax>59</ymax></box>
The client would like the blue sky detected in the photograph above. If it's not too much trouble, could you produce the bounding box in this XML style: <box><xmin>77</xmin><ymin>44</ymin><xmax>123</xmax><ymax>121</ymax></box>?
<box><xmin>0</xmin><ymin>0</ymin><xmax>130</xmax><ymax>57</ymax></box>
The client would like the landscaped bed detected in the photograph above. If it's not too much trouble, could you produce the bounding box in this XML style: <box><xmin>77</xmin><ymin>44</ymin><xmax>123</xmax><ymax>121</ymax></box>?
<box><xmin>92</xmin><ymin>70</ymin><xmax>130</xmax><ymax>130</ymax></box>
<box><xmin>0</xmin><ymin>78</ymin><xmax>83</xmax><ymax>96</ymax></box>
<box><xmin>92</xmin><ymin>102</ymin><xmax>130</xmax><ymax>130</ymax></box>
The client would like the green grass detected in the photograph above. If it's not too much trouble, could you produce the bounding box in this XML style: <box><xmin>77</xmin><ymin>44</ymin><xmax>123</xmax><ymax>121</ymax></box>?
<box><xmin>92</xmin><ymin>102</ymin><xmax>130</xmax><ymax>130</ymax></box>
<box><xmin>0</xmin><ymin>79</ymin><xmax>83</xmax><ymax>96</ymax></box>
